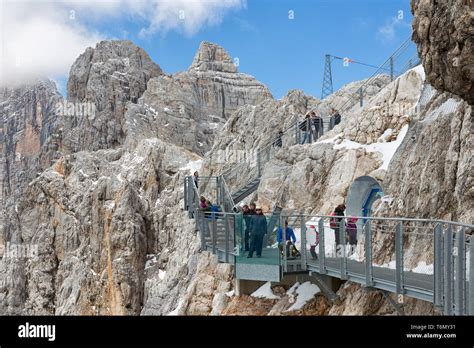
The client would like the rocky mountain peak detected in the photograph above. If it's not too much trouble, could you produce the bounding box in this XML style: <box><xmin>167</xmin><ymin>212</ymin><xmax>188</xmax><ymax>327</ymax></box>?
<box><xmin>189</xmin><ymin>41</ymin><xmax>237</xmax><ymax>73</ymax></box>
<box><xmin>67</xmin><ymin>39</ymin><xmax>163</xmax><ymax>103</ymax></box>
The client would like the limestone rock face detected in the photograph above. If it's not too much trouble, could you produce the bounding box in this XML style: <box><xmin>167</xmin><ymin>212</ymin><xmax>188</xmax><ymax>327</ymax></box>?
<box><xmin>0</xmin><ymin>39</ymin><xmax>272</xmax><ymax>316</ymax></box>
<box><xmin>0</xmin><ymin>79</ymin><xmax>62</xmax><ymax>207</ymax></box>
<box><xmin>125</xmin><ymin>42</ymin><xmax>273</xmax><ymax>155</ymax></box>
<box><xmin>0</xmin><ymin>138</ymin><xmax>199</xmax><ymax>315</ymax></box>
<box><xmin>66</xmin><ymin>40</ymin><xmax>164</xmax><ymax>151</ymax></box>
<box><xmin>189</xmin><ymin>41</ymin><xmax>238</xmax><ymax>73</ymax></box>
<box><xmin>336</xmin><ymin>67</ymin><xmax>423</xmax><ymax>144</ymax></box>
<box><xmin>411</xmin><ymin>0</ymin><xmax>474</xmax><ymax>104</ymax></box>
<box><xmin>329</xmin><ymin>283</ymin><xmax>438</xmax><ymax>315</ymax></box>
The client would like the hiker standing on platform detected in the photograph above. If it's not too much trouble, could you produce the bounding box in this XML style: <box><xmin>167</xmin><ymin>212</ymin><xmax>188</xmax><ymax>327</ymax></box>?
<box><xmin>274</xmin><ymin>131</ymin><xmax>283</xmax><ymax>148</ymax></box>
<box><xmin>242</xmin><ymin>205</ymin><xmax>252</xmax><ymax>252</ymax></box>
<box><xmin>300</xmin><ymin>114</ymin><xmax>311</xmax><ymax>144</ymax></box>
<box><xmin>330</xmin><ymin>204</ymin><xmax>346</xmax><ymax>247</ymax></box>
<box><xmin>193</xmin><ymin>171</ymin><xmax>199</xmax><ymax>189</ymax></box>
<box><xmin>248</xmin><ymin>208</ymin><xmax>267</xmax><ymax>258</ymax></box>
<box><xmin>346</xmin><ymin>217</ymin><xmax>358</xmax><ymax>247</ymax></box>
<box><xmin>330</xmin><ymin>108</ymin><xmax>341</xmax><ymax>130</ymax></box>
<box><xmin>311</xmin><ymin>111</ymin><xmax>324</xmax><ymax>140</ymax></box>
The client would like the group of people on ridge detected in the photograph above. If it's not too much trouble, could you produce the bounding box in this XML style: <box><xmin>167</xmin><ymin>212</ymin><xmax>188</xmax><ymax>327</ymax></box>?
<box><xmin>300</xmin><ymin>111</ymin><xmax>324</xmax><ymax>144</ymax></box>
<box><xmin>298</xmin><ymin>108</ymin><xmax>341</xmax><ymax>145</ymax></box>
<box><xmin>271</xmin><ymin>108</ymin><xmax>341</xmax><ymax>149</ymax></box>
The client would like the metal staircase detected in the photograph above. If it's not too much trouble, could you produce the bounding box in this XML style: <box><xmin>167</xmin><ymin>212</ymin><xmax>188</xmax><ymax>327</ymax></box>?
<box><xmin>231</xmin><ymin>178</ymin><xmax>261</xmax><ymax>205</ymax></box>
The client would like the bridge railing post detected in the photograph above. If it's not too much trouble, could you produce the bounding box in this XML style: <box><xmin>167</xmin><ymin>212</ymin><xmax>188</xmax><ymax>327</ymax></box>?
<box><xmin>307</xmin><ymin>118</ymin><xmax>312</xmax><ymax>143</ymax></box>
<box><xmin>340</xmin><ymin>218</ymin><xmax>347</xmax><ymax>280</ymax></box>
<box><xmin>300</xmin><ymin>215</ymin><xmax>307</xmax><ymax>271</ymax></box>
<box><xmin>469</xmin><ymin>236</ymin><xmax>474</xmax><ymax>315</ymax></box>
<box><xmin>318</xmin><ymin>218</ymin><xmax>326</xmax><ymax>274</ymax></box>
<box><xmin>364</xmin><ymin>220</ymin><xmax>374</xmax><ymax>287</ymax></box>
<box><xmin>295</xmin><ymin>121</ymin><xmax>300</xmax><ymax>145</ymax></box>
<box><xmin>434</xmin><ymin>223</ymin><xmax>443</xmax><ymax>307</ymax></box>
<box><xmin>211</xmin><ymin>217</ymin><xmax>217</xmax><ymax>255</ymax></box>
<box><xmin>281</xmin><ymin>215</ymin><xmax>287</xmax><ymax>272</ymax></box>
<box><xmin>444</xmin><ymin>225</ymin><xmax>453</xmax><ymax>315</ymax></box>
<box><xmin>454</xmin><ymin>228</ymin><xmax>466</xmax><ymax>315</ymax></box>
<box><xmin>395</xmin><ymin>221</ymin><xmax>404</xmax><ymax>294</ymax></box>
<box><xmin>224</xmin><ymin>214</ymin><xmax>230</xmax><ymax>263</ymax></box>
<box><xmin>199</xmin><ymin>212</ymin><xmax>206</xmax><ymax>251</ymax></box>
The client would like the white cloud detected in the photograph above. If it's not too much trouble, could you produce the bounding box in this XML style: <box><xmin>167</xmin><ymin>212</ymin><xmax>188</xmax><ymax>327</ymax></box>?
<box><xmin>0</xmin><ymin>0</ymin><xmax>245</xmax><ymax>86</ymax></box>
<box><xmin>376</xmin><ymin>16</ymin><xmax>410</xmax><ymax>42</ymax></box>
<box><xmin>135</xmin><ymin>0</ymin><xmax>246</xmax><ymax>38</ymax></box>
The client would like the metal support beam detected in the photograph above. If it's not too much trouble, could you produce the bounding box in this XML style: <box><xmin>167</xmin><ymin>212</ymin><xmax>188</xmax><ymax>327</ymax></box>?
<box><xmin>211</xmin><ymin>218</ymin><xmax>217</xmax><ymax>255</ymax></box>
<box><xmin>318</xmin><ymin>218</ymin><xmax>326</xmax><ymax>274</ymax></box>
<box><xmin>307</xmin><ymin>119</ymin><xmax>312</xmax><ymax>143</ymax></box>
<box><xmin>469</xmin><ymin>238</ymin><xmax>474</xmax><ymax>315</ymax></box>
<box><xmin>199</xmin><ymin>213</ymin><xmax>205</xmax><ymax>251</ymax></box>
<box><xmin>359</xmin><ymin>87</ymin><xmax>363</xmax><ymax>107</ymax></box>
<box><xmin>444</xmin><ymin>225</ymin><xmax>453</xmax><ymax>315</ymax></box>
<box><xmin>321</xmin><ymin>54</ymin><xmax>334</xmax><ymax>99</ymax></box>
<box><xmin>454</xmin><ymin>228</ymin><xmax>465</xmax><ymax>315</ymax></box>
<box><xmin>300</xmin><ymin>215</ymin><xmax>307</xmax><ymax>271</ymax></box>
<box><xmin>365</xmin><ymin>220</ymin><xmax>374</xmax><ymax>287</ymax></box>
<box><xmin>224</xmin><ymin>214</ymin><xmax>230</xmax><ymax>263</ymax></box>
<box><xmin>340</xmin><ymin>218</ymin><xmax>347</xmax><ymax>280</ymax></box>
<box><xmin>434</xmin><ymin>224</ymin><xmax>443</xmax><ymax>307</ymax></box>
<box><xmin>395</xmin><ymin>222</ymin><xmax>404</xmax><ymax>294</ymax></box>
<box><xmin>295</xmin><ymin>120</ymin><xmax>300</xmax><ymax>144</ymax></box>
<box><xmin>281</xmin><ymin>215</ymin><xmax>287</xmax><ymax>272</ymax></box>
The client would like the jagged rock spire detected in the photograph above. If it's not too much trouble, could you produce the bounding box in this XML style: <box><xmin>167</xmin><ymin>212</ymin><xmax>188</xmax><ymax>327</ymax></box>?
<box><xmin>189</xmin><ymin>41</ymin><xmax>237</xmax><ymax>73</ymax></box>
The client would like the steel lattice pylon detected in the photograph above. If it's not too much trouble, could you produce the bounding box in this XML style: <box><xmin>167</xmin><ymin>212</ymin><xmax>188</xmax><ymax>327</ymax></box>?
<box><xmin>321</xmin><ymin>54</ymin><xmax>333</xmax><ymax>99</ymax></box>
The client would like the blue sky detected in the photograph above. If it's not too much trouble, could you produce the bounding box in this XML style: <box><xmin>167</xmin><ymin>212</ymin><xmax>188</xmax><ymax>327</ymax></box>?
<box><xmin>3</xmin><ymin>0</ymin><xmax>414</xmax><ymax>98</ymax></box>
<box><xmin>124</xmin><ymin>0</ymin><xmax>414</xmax><ymax>99</ymax></box>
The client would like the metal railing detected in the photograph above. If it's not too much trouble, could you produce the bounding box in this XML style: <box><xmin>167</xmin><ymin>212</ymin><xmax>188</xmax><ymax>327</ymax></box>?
<box><xmin>216</xmin><ymin>37</ymin><xmax>420</xmax><ymax>202</ymax></box>
<box><xmin>183</xmin><ymin>188</ymin><xmax>474</xmax><ymax>315</ymax></box>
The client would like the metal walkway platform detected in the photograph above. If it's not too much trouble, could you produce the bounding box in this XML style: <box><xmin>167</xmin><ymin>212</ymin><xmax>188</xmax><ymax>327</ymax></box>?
<box><xmin>184</xmin><ymin>175</ymin><xmax>474</xmax><ymax>315</ymax></box>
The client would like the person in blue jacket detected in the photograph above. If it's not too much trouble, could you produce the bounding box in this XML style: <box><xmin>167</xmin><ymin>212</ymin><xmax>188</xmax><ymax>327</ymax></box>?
<box><xmin>277</xmin><ymin>221</ymin><xmax>300</xmax><ymax>257</ymax></box>
<box><xmin>277</xmin><ymin>220</ymin><xmax>296</xmax><ymax>244</ymax></box>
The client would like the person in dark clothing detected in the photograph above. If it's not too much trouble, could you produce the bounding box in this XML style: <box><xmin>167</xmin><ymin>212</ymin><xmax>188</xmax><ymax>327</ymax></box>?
<box><xmin>247</xmin><ymin>208</ymin><xmax>268</xmax><ymax>258</ymax></box>
<box><xmin>242</xmin><ymin>205</ymin><xmax>252</xmax><ymax>252</ymax></box>
<box><xmin>248</xmin><ymin>203</ymin><xmax>256</xmax><ymax>215</ymax></box>
<box><xmin>243</xmin><ymin>203</ymin><xmax>257</xmax><ymax>251</ymax></box>
<box><xmin>274</xmin><ymin>131</ymin><xmax>283</xmax><ymax>147</ymax></box>
<box><xmin>329</xmin><ymin>108</ymin><xmax>341</xmax><ymax>130</ymax></box>
<box><xmin>346</xmin><ymin>217</ymin><xmax>358</xmax><ymax>246</ymax></box>
<box><xmin>193</xmin><ymin>171</ymin><xmax>199</xmax><ymax>189</ymax></box>
<box><xmin>311</xmin><ymin>111</ymin><xmax>324</xmax><ymax>140</ymax></box>
<box><xmin>299</xmin><ymin>114</ymin><xmax>311</xmax><ymax>144</ymax></box>
<box><xmin>330</xmin><ymin>204</ymin><xmax>346</xmax><ymax>246</ymax></box>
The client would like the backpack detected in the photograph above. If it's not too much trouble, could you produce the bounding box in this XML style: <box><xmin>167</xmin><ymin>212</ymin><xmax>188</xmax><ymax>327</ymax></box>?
<box><xmin>329</xmin><ymin>212</ymin><xmax>338</xmax><ymax>229</ymax></box>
